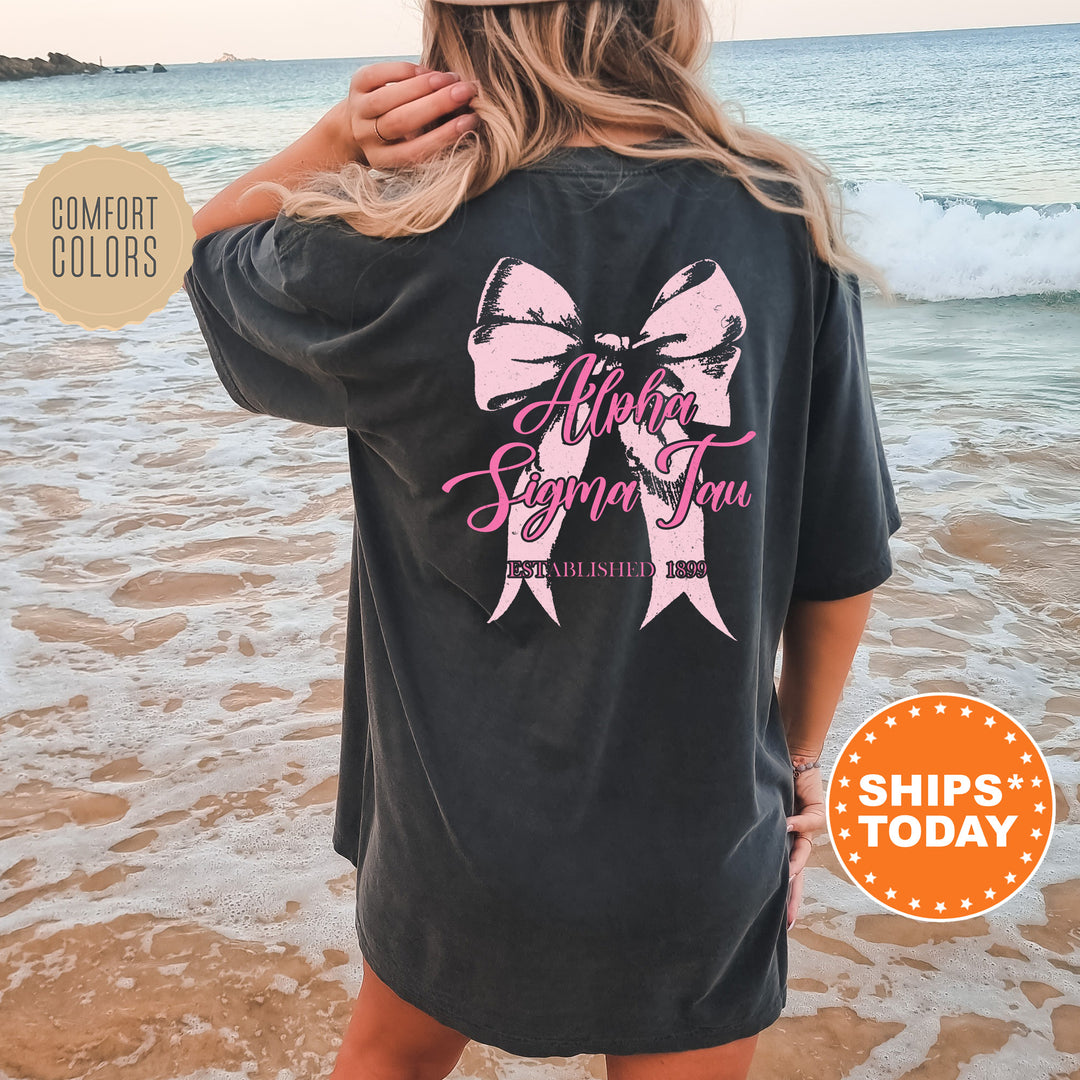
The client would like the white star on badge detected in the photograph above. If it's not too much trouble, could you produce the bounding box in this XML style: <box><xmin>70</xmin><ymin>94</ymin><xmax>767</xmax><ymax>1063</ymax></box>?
<box><xmin>839</xmin><ymin>828</ymin><xmax>850</xmax><ymax>839</ymax></box>
<box><xmin>1021</xmin><ymin>852</ymin><xmax>1032</xmax><ymax>863</ymax></box>
<box><xmin>865</xmin><ymin>731</ymin><xmax>877</xmax><ymax>743</ymax></box>
<box><xmin>835</xmin><ymin>802</ymin><xmax>847</xmax><ymax>813</ymax></box>
<box><xmin>910</xmin><ymin>706</ymin><xmax>920</xmax><ymax>717</ymax></box>
<box><xmin>984</xmin><ymin>888</ymin><xmax>996</xmax><ymax>899</ymax></box>
<box><xmin>1005</xmin><ymin>873</ymin><xmax>1016</xmax><ymax>884</ymax></box>
<box><xmin>1034</xmin><ymin>802</ymin><xmax>1045</xmax><ymax>813</ymax></box>
<box><xmin>960</xmin><ymin>898</ymin><xmax>972</xmax><ymax>909</ymax></box>
<box><xmin>885</xmin><ymin>888</ymin><xmax>897</xmax><ymax>899</ymax></box>
<box><xmin>1005</xmin><ymin>732</ymin><xmax>1016</xmax><ymax>743</ymax></box>
<box><xmin>839</xmin><ymin>776</ymin><xmax>851</xmax><ymax>787</ymax></box>
<box><xmin>885</xmin><ymin>715</ymin><xmax>897</xmax><ymax>727</ymax></box>
<box><xmin>1031</xmin><ymin>828</ymin><xmax>1042</xmax><ymax>840</ymax></box>
<box><xmin>935</xmin><ymin>901</ymin><xmax>946</xmax><ymax>912</ymax></box>
<box><xmin>849</xmin><ymin>751</ymin><xmax>861</xmax><ymax>763</ymax></box>
<box><xmin>865</xmin><ymin>872</ymin><xmax>876</xmax><ymax>883</ymax></box>
<box><xmin>1031</xmin><ymin>777</ymin><xmax>1042</xmax><ymax>788</ymax></box>
<box><xmin>960</xmin><ymin>706</ymin><xmax>972</xmax><ymax>717</ymax></box>
<box><xmin>984</xmin><ymin>716</ymin><xmax>996</xmax><ymax>727</ymax></box>
<box><xmin>1021</xmin><ymin>752</ymin><xmax>1032</xmax><ymax>763</ymax></box>
<box><xmin>850</xmin><ymin>852</ymin><xmax>861</xmax><ymax>863</ymax></box>
<box><xmin>935</xmin><ymin>703</ymin><xmax>946</xmax><ymax>714</ymax></box>
<box><xmin>909</xmin><ymin>898</ymin><xmax>920</xmax><ymax>909</ymax></box>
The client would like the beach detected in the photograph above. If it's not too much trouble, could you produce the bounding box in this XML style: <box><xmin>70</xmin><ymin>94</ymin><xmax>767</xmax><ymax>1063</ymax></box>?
<box><xmin>2</xmin><ymin>22</ymin><xmax>1079</xmax><ymax>1080</ymax></box>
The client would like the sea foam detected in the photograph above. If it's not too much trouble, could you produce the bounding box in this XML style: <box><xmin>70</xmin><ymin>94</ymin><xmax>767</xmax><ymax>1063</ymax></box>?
<box><xmin>843</xmin><ymin>180</ymin><xmax>1080</xmax><ymax>301</ymax></box>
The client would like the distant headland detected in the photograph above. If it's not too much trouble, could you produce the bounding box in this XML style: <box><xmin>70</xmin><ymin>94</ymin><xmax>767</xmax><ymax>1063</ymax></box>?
<box><xmin>0</xmin><ymin>52</ymin><xmax>168</xmax><ymax>81</ymax></box>
<box><xmin>212</xmin><ymin>52</ymin><xmax>264</xmax><ymax>62</ymax></box>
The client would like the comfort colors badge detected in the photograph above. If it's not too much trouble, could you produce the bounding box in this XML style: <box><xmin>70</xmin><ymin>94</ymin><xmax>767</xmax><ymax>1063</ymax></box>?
<box><xmin>11</xmin><ymin>144</ymin><xmax>195</xmax><ymax>330</ymax></box>
<box><xmin>826</xmin><ymin>693</ymin><xmax>1055</xmax><ymax>921</ymax></box>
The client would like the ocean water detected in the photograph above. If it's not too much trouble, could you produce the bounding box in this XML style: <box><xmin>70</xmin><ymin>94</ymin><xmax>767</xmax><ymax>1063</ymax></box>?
<box><xmin>1</xmin><ymin>21</ymin><xmax>1079</xmax><ymax>1080</ymax></box>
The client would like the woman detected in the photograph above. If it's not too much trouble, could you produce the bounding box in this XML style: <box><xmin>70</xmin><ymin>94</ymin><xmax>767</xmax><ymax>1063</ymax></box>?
<box><xmin>183</xmin><ymin>1</ymin><xmax>903</xmax><ymax>1077</ymax></box>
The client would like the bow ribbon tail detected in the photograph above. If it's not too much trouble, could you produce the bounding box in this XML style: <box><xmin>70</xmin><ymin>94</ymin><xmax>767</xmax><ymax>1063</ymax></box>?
<box><xmin>488</xmin><ymin>421</ymin><xmax>593</xmax><ymax>625</ymax></box>
<box><xmin>619</xmin><ymin>418</ymin><xmax>737</xmax><ymax>639</ymax></box>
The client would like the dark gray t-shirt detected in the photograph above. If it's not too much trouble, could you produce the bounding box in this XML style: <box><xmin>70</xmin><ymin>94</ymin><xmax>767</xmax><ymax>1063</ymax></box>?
<box><xmin>184</xmin><ymin>140</ymin><xmax>902</xmax><ymax>1057</ymax></box>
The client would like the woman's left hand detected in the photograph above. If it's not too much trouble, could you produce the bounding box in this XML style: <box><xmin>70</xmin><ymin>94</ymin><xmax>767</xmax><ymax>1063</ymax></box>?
<box><xmin>785</xmin><ymin>765</ymin><xmax>826</xmax><ymax>930</ymax></box>
<box><xmin>344</xmin><ymin>60</ymin><xmax>479</xmax><ymax>169</ymax></box>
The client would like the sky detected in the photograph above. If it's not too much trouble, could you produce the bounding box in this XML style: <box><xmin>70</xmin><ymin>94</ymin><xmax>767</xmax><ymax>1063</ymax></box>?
<box><xmin>3</xmin><ymin>0</ymin><xmax>1077</xmax><ymax>67</ymax></box>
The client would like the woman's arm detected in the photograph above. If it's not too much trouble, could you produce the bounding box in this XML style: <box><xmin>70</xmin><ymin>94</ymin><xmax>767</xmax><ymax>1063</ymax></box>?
<box><xmin>192</xmin><ymin>60</ymin><xmax>478</xmax><ymax>241</ymax></box>
<box><xmin>780</xmin><ymin>588</ymin><xmax>875</xmax><ymax>928</ymax></box>
<box><xmin>778</xmin><ymin>589</ymin><xmax>875</xmax><ymax>761</ymax></box>
<box><xmin>191</xmin><ymin>98</ymin><xmax>357</xmax><ymax>240</ymax></box>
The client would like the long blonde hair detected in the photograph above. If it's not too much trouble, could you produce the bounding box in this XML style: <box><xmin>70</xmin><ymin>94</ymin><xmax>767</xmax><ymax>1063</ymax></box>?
<box><xmin>252</xmin><ymin>0</ymin><xmax>892</xmax><ymax>298</ymax></box>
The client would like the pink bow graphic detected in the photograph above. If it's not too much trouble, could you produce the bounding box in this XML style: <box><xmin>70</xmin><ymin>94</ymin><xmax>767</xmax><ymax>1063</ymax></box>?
<box><xmin>468</xmin><ymin>256</ymin><xmax>747</xmax><ymax>636</ymax></box>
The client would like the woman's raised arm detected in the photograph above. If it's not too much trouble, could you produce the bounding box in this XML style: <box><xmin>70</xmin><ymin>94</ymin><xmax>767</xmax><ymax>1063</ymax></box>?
<box><xmin>192</xmin><ymin>60</ymin><xmax>478</xmax><ymax>240</ymax></box>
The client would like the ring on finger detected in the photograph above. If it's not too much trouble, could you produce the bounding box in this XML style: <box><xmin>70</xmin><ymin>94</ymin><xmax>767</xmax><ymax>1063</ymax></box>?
<box><xmin>373</xmin><ymin>114</ymin><xmax>394</xmax><ymax>144</ymax></box>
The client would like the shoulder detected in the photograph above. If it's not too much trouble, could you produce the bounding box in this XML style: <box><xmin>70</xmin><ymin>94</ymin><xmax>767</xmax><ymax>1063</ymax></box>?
<box><xmin>254</xmin><ymin>211</ymin><xmax>421</xmax><ymax>319</ymax></box>
<box><xmin>698</xmin><ymin>149</ymin><xmax>803</xmax><ymax>211</ymax></box>
<box><xmin>716</xmin><ymin>156</ymin><xmax>820</xmax><ymax>291</ymax></box>
<box><xmin>270</xmin><ymin>211</ymin><xmax>390</xmax><ymax>261</ymax></box>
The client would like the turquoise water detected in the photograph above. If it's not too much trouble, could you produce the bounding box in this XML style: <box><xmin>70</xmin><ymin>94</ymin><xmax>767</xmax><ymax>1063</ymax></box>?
<box><xmin>713</xmin><ymin>23</ymin><xmax>1080</xmax><ymax>206</ymax></box>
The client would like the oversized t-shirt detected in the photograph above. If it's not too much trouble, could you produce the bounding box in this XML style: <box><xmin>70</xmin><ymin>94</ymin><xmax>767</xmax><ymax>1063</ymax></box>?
<box><xmin>183</xmin><ymin>138</ymin><xmax>903</xmax><ymax>1058</ymax></box>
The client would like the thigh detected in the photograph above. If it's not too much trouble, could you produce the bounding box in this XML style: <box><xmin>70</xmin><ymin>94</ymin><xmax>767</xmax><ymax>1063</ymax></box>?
<box><xmin>331</xmin><ymin>957</ymin><xmax>471</xmax><ymax>1080</ymax></box>
<box><xmin>605</xmin><ymin>1033</ymin><xmax>760</xmax><ymax>1080</ymax></box>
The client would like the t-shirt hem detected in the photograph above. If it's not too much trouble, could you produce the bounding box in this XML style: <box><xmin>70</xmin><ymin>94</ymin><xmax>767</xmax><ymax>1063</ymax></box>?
<box><xmin>333</xmin><ymin>829</ymin><xmax>359</xmax><ymax>868</ymax></box>
<box><xmin>789</xmin><ymin>547</ymin><xmax>897</xmax><ymax>602</ymax></box>
<box><xmin>354</xmin><ymin>911</ymin><xmax>786</xmax><ymax>1057</ymax></box>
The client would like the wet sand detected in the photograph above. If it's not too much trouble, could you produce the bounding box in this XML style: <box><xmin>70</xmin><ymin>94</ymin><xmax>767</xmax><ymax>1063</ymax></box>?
<box><xmin>3</xmin><ymin>304</ymin><xmax>1080</xmax><ymax>1079</ymax></box>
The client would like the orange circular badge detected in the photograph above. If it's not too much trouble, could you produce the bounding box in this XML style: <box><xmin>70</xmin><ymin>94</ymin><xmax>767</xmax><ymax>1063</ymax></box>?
<box><xmin>826</xmin><ymin>693</ymin><xmax>1054</xmax><ymax>921</ymax></box>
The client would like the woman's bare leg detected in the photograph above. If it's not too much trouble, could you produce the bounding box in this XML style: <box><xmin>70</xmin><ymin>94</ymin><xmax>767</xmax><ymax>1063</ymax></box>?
<box><xmin>329</xmin><ymin>957</ymin><xmax>471</xmax><ymax>1080</ymax></box>
<box><xmin>605</xmin><ymin>1033</ymin><xmax>760</xmax><ymax>1080</ymax></box>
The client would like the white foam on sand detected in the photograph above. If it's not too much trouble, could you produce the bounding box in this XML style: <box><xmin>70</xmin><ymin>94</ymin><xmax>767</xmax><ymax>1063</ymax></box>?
<box><xmin>1</xmin><ymin>288</ymin><xmax>361</xmax><ymax>977</ymax></box>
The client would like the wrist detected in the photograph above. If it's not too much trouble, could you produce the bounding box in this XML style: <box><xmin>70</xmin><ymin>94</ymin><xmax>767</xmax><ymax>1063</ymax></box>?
<box><xmin>320</xmin><ymin>99</ymin><xmax>362</xmax><ymax>163</ymax></box>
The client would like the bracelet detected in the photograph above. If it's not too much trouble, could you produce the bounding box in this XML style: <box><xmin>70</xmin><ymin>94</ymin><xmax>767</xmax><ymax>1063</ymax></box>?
<box><xmin>792</xmin><ymin>759</ymin><xmax>821</xmax><ymax>779</ymax></box>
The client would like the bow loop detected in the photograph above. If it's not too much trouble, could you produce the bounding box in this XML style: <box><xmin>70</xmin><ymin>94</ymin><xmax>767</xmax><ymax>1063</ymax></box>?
<box><xmin>637</xmin><ymin>259</ymin><xmax>746</xmax><ymax>429</ymax></box>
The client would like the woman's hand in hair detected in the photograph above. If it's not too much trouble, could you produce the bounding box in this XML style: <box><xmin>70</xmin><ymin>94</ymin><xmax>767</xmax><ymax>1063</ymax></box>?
<box><xmin>190</xmin><ymin>61</ymin><xmax>478</xmax><ymax>239</ymax></box>
<box><xmin>342</xmin><ymin>60</ymin><xmax>479</xmax><ymax>169</ymax></box>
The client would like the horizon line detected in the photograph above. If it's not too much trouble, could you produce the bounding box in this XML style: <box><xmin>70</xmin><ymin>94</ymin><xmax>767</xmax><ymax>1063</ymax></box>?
<box><xmin>31</xmin><ymin>18</ymin><xmax>1077</xmax><ymax>68</ymax></box>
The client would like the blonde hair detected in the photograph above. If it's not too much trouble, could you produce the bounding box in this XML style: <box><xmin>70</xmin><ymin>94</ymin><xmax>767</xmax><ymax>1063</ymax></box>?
<box><xmin>252</xmin><ymin>0</ymin><xmax>892</xmax><ymax>299</ymax></box>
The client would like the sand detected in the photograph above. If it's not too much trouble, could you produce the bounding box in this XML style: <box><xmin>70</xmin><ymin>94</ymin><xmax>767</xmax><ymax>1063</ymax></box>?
<box><xmin>3</xmin><ymin>311</ymin><xmax>1080</xmax><ymax>1079</ymax></box>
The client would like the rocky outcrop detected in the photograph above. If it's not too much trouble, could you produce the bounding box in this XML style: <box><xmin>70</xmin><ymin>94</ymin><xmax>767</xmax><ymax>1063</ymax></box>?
<box><xmin>0</xmin><ymin>52</ymin><xmax>104</xmax><ymax>81</ymax></box>
<box><xmin>0</xmin><ymin>52</ymin><xmax>165</xmax><ymax>81</ymax></box>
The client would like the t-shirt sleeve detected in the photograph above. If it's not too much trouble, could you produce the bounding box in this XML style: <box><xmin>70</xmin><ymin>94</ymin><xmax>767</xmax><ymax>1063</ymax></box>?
<box><xmin>183</xmin><ymin>213</ymin><xmax>350</xmax><ymax>428</ymax></box>
<box><xmin>790</xmin><ymin>264</ymin><xmax>903</xmax><ymax>601</ymax></box>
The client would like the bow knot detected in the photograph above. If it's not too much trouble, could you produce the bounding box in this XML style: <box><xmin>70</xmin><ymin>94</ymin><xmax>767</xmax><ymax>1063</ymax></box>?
<box><xmin>593</xmin><ymin>331</ymin><xmax>632</xmax><ymax>354</ymax></box>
